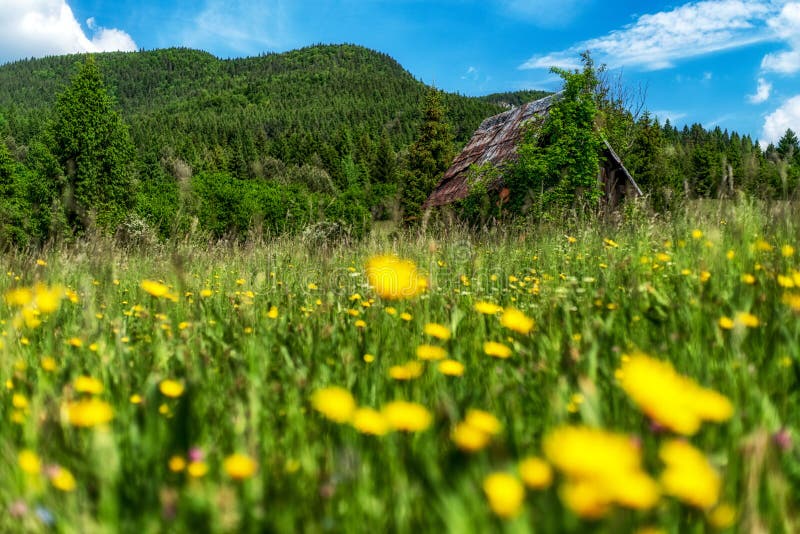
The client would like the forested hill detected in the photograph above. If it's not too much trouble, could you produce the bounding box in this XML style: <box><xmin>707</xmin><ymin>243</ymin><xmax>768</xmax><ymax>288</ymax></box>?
<box><xmin>0</xmin><ymin>45</ymin><xmax>545</xmax><ymax>161</ymax></box>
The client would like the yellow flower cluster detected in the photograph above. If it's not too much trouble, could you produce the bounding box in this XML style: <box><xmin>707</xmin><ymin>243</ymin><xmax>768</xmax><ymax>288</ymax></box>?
<box><xmin>5</xmin><ymin>283</ymin><xmax>66</xmax><ymax>328</ymax></box>
<box><xmin>543</xmin><ymin>425</ymin><xmax>660</xmax><ymax>518</ymax></box>
<box><xmin>451</xmin><ymin>409</ymin><xmax>502</xmax><ymax>452</ymax></box>
<box><xmin>366</xmin><ymin>255</ymin><xmax>427</xmax><ymax>300</ymax></box>
<box><xmin>618</xmin><ymin>352</ymin><xmax>733</xmax><ymax>435</ymax></box>
<box><xmin>311</xmin><ymin>387</ymin><xmax>432</xmax><ymax>434</ymax></box>
<box><xmin>659</xmin><ymin>439</ymin><xmax>720</xmax><ymax>509</ymax></box>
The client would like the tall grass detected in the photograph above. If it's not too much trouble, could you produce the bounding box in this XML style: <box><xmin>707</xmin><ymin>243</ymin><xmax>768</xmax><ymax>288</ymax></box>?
<box><xmin>1</xmin><ymin>199</ymin><xmax>798</xmax><ymax>533</ymax></box>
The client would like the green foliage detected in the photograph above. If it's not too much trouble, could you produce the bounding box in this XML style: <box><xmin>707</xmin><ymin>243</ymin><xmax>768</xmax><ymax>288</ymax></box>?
<box><xmin>507</xmin><ymin>53</ymin><xmax>603</xmax><ymax>218</ymax></box>
<box><xmin>50</xmin><ymin>57</ymin><xmax>137</xmax><ymax>232</ymax></box>
<box><xmin>401</xmin><ymin>88</ymin><xmax>454</xmax><ymax>221</ymax></box>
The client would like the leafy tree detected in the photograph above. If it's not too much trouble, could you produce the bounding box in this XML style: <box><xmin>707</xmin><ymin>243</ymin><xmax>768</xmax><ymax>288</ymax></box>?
<box><xmin>400</xmin><ymin>88</ymin><xmax>454</xmax><ymax>221</ymax></box>
<box><xmin>50</xmin><ymin>56</ymin><xmax>136</xmax><ymax>232</ymax></box>
<box><xmin>508</xmin><ymin>52</ymin><xmax>603</xmax><ymax>217</ymax></box>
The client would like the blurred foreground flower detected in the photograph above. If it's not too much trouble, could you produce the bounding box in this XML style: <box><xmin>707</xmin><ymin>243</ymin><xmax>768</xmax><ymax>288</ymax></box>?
<box><xmin>659</xmin><ymin>439</ymin><xmax>721</xmax><ymax>509</ymax></box>
<box><xmin>382</xmin><ymin>401</ymin><xmax>432</xmax><ymax>432</ymax></box>
<box><xmin>500</xmin><ymin>308</ymin><xmax>534</xmax><ymax>335</ymax></box>
<box><xmin>618</xmin><ymin>352</ymin><xmax>733</xmax><ymax>435</ymax></box>
<box><xmin>63</xmin><ymin>398</ymin><xmax>114</xmax><ymax>427</ymax></box>
<box><xmin>544</xmin><ymin>425</ymin><xmax>660</xmax><ymax>518</ymax></box>
<box><xmin>311</xmin><ymin>387</ymin><xmax>356</xmax><ymax>423</ymax></box>
<box><xmin>483</xmin><ymin>472</ymin><xmax>525</xmax><ymax>518</ymax></box>
<box><xmin>224</xmin><ymin>453</ymin><xmax>258</xmax><ymax>480</ymax></box>
<box><xmin>366</xmin><ymin>255</ymin><xmax>427</xmax><ymax>300</ymax></box>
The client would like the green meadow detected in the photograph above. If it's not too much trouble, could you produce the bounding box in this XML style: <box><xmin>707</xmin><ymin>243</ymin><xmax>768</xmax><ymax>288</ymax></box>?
<box><xmin>2</xmin><ymin>200</ymin><xmax>799</xmax><ymax>533</ymax></box>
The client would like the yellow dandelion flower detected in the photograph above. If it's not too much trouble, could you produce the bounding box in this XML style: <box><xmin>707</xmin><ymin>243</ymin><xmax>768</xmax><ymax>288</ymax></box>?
<box><xmin>519</xmin><ymin>457</ymin><xmax>552</xmax><ymax>489</ymax></box>
<box><xmin>755</xmin><ymin>239</ymin><xmax>773</xmax><ymax>252</ymax></box>
<box><xmin>708</xmin><ymin>503</ymin><xmax>737</xmax><ymax>529</ymax></box>
<box><xmin>159</xmin><ymin>379</ymin><xmax>185</xmax><ymax>398</ymax></box>
<box><xmin>141</xmin><ymin>280</ymin><xmax>170</xmax><ymax>298</ymax></box>
<box><xmin>483</xmin><ymin>341</ymin><xmax>512</xmax><ymax>359</ymax></box>
<box><xmin>781</xmin><ymin>244</ymin><xmax>795</xmax><ymax>258</ymax></box>
<box><xmin>74</xmin><ymin>376</ymin><xmax>104</xmax><ymax>395</ymax></box>
<box><xmin>465</xmin><ymin>409</ymin><xmax>502</xmax><ymax>435</ymax></box>
<box><xmin>224</xmin><ymin>453</ymin><xmax>258</xmax><ymax>480</ymax></box>
<box><xmin>618</xmin><ymin>353</ymin><xmax>733</xmax><ymax>435</ymax></box>
<box><xmin>782</xmin><ymin>293</ymin><xmax>800</xmax><ymax>312</ymax></box>
<box><xmin>560</xmin><ymin>479</ymin><xmax>610</xmax><ymax>519</ymax></box>
<box><xmin>366</xmin><ymin>255</ymin><xmax>427</xmax><ymax>300</ymax></box>
<box><xmin>474</xmin><ymin>301</ymin><xmax>503</xmax><ymax>315</ymax></box>
<box><xmin>389</xmin><ymin>361</ymin><xmax>424</xmax><ymax>380</ymax></box>
<box><xmin>12</xmin><ymin>393</ymin><xmax>28</xmax><ymax>409</ymax></box>
<box><xmin>452</xmin><ymin>422</ymin><xmax>491</xmax><ymax>452</ymax></box>
<box><xmin>659</xmin><ymin>439</ymin><xmax>720</xmax><ymax>509</ymax></box>
<box><xmin>424</xmin><ymin>322</ymin><xmax>451</xmax><ymax>340</ymax></box>
<box><xmin>354</xmin><ymin>319</ymin><xmax>367</xmax><ymax>328</ymax></box>
<box><xmin>67</xmin><ymin>337</ymin><xmax>83</xmax><ymax>348</ymax></box>
<box><xmin>416</xmin><ymin>344</ymin><xmax>447</xmax><ymax>361</ymax></box>
<box><xmin>50</xmin><ymin>466</ymin><xmax>76</xmax><ymax>492</ymax></box>
<box><xmin>604</xmin><ymin>238</ymin><xmax>619</xmax><ymax>248</ymax></box>
<box><xmin>740</xmin><ymin>273</ymin><xmax>756</xmax><ymax>285</ymax></box>
<box><xmin>437</xmin><ymin>359</ymin><xmax>464</xmax><ymax>376</ymax></box>
<box><xmin>18</xmin><ymin>450</ymin><xmax>42</xmax><ymax>474</ymax></box>
<box><xmin>400</xmin><ymin>312</ymin><xmax>412</xmax><ymax>321</ymax></box>
<box><xmin>734</xmin><ymin>312</ymin><xmax>759</xmax><ymax>328</ymax></box>
<box><xmin>483</xmin><ymin>472</ymin><xmax>525</xmax><ymax>518</ymax></box>
<box><xmin>382</xmin><ymin>400</ymin><xmax>432</xmax><ymax>432</ymax></box>
<box><xmin>168</xmin><ymin>455</ymin><xmax>186</xmax><ymax>472</ymax></box>
<box><xmin>351</xmin><ymin>407</ymin><xmax>390</xmax><ymax>436</ymax></box>
<box><xmin>691</xmin><ymin>229</ymin><xmax>703</xmax><ymax>240</ymax></box>
<box><xmin>129</xmin><ymin>394</ymin><xmax>143</xmax><ymax>404</ymax></box>
<box><xmin>5</xmin><ymin>287</ymin><xmax>33</xmax><ymax>307</ymax></box>
<box><xmin>567</xmin><ymin>236</ymin><xmax>577</xmax><ymax>244</ymax></box>
<box><xmin>64</xmin><ymin>398</ymin><xmax>114</xmax><ymax>427</ymax></box>
<box><xmin>200</xmin><ymin>288</ymin><xmax>213</xmax><ymax>298</ymax></box>
<box><xmin>34</xmin><ymin>284</ymin><xmax>64</xmax><ymax>313</ymax></box>
<box><xmin>363</xmin><ymin>353</ymin><xmax>376</xmax><ymax>363</ymax></box>
<box><xmin>500</xmin><ymin>308</ymin><xmax>534</xmax><ymax>335</ymax></box>
<box><xmin>311</xmin><ymin>387</ymin><xmax>356</xmax><ymax>423</ymax></box>
<box><xmin>187</xmin><ymin>461</ymin><xmax>209</xmax><ymax>478</ymax></box>
<box><xmin>36</xmin><ymin>258</ymin><xmax>47</xmax><ymax>266</ymax></box>
<box><xmin>385</xmin><ymin>307</ymin><xmax>397</xmax><ymax>316</ymax></box>
<box><xmin>700</xmin><ymin>271</ymin><xmax>711</xmax><ymax>283</ymax></box>
<box><xmin>718</xmin><ymin>316</ymin><xmax>734</xmax><ymax>330</ymax></box>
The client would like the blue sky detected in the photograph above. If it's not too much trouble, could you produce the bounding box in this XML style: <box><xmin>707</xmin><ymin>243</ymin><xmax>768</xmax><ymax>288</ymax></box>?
<box><xmin>1</xmin><ymin>1</ymin><xmax>799</xmax><ymax>145</ymax></box>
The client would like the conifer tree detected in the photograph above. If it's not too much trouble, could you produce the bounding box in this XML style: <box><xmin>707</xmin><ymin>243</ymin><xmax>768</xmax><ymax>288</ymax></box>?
<box><xmin>400</xmin><ymin>88</ymin><xmax>454</xmax><ymax>221</ymax></box>
<box><xmin>51</xmin><ymin>56</ymin><xmax>136</xmax><ymax>232</ymax></box>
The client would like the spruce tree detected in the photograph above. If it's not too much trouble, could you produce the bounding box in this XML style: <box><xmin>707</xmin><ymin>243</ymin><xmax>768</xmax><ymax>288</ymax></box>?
<box><xmin>401</xmin><ymin>88</ymin><xmax>454</xmax><ymax>221</ymax></box>
<box><xmin>51</xmin><ymin>56</ymin><xmax>136</xmax><ymax>232</ymax></box>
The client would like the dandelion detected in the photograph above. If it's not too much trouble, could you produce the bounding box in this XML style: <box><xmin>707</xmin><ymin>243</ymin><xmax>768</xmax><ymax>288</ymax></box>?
<box><xmin>483</xmin><ymin>341</ymin><xmax>512</xmax><ymax>359</ymax></box>
<box><xmin>159</xmin><ymin>380</ymin><xmax>185</xmax><ymax>398</ymax></box>
<box><xmin>734</xmin><ymin>312</ymin><xmax>759</xmax><ymax>328</ymax></box>
<box><xmin>363</xmin><ymin>354</ymin><xmax>376</xmax><ymax>363</ymax></box>
<box><xmin>659</xmin><ymin>439</ymin><xmax>720</xmax><ymax>509</ymax></box>
<box><xmin>382</xmin><ymin>401</ymin><xmax>432</xmax><ymax>432</ymax></box>
<box><xmin>50</xmin><ymin>466</ymin><xmax>76</xmax><ymax>492</ymax></box>
<box><xmin>311</xmin><ymin>387</ymin><xmax>356</xmax><ymax>423</ymax></box>
<box><xmin>200</xmin><ymin>288</ymin><xmax>213</xmax><ymax>298</ymax></box>
<box><xmin>718</xmin><ymin>316</ymin><xmax>734</xmax><ymax>330</ymax></box>
<box><xmin>351</xmin><ymin>408</ymin><xmax>390</xmax><ymax>436</ymax></box>
<box><xmin>187</xmin><ymin>461</ymin><xmax>209</xmax><ymax>478</ymax></box>
<box><xmin>452</xmin><ymin>422</ymin><xmax>491</xmax><ymax>452</ymax></box>
<box><xmin>519</xmin><ymin>457</ymin><xmax>552</xmax><ymax>489</ymax></box>
<box><xmin>74</xmin><ymin>376</ymin><xmax>103</xmax><ymax>395</ymax></box>
<box><xmin>604</xmin><ymin>238</ymin><xmax>619</xmax><ymax>248</ymax></box>
<box><xmin>416</xmin><ymin>344</ymin><xmax>447</xmax><ymax>361</ymax></box>
<box><xmin>465</xmin><ymin>410</ymin><xmax>502</xmax><ymax>435</ymax></box>
<box><xmin>224</xmin><ymin>453</ymin><xmax>258</xmax><ymax>480</ymax></box>
<box><xmin>130</xmin><ymin>394</ymin><xmax>143</xmax><ymax>404</ymax></box>
<box><xmin>483</xmin><ymin>472</ymin><xmax>525</xmax><ymax>518</ymax></box>
<box><xmin>389</xmin><ymin>361</ymin><xmax>424</xmax><ymax>380</ymax></box>
<box><xmin>424</xmin><ymin>322</ymin><xmax>451</xmax><ymax>340</ymax></box>
<box><xmin>141</xmin><ymin>280</ymin><xmax>170</xmax><ymax>298</ymax></box>
<box><xmin>708</xmin><ymin>503</ymin><xmax>737</xmax><ymax>529</ymax></box>
<box><xmin>618</xmin><ymin>352</ymin><xmax>733</xmax><ymax>435</ymax></box>
<box><xmin>474</xmin><ymin>301</ymin><xmax>503</xmax><ymax>315</ymax></box>
<box><xmin>437</xmin><ymin>359</ymin><xmax>464</xmax><ymax>376</ymax></box>
<box><xmin>64</xmin><ymin>398</ymin><xmax>114</xmax><ymax>427</ymax></box>
<box><xmin>168</xmin><ymin>456</ymin><xmax>186</xmax><ymax>472</ymax></box>
<box><xmin>691</xmin><ymin>229</ymin><xmax>703</xmax><ymax>240</ymax></box>
<box><xmin>500</xmin><ymin>308</ymin><xmax>534</xmax><ymax>335</ymax></box>
<box><xmin>741</xmin><ymin>273</ymin><xmax>756</xmax><ymax>285</ymax></box>
<box><xmin>400</xmin><ymin>312</ymin><xmax>413</xmax><ymax>321</ymax></box>
<box><xmin>18</xmin><ymin>450</ymin><xmax>42</xmax><ymax>474</ymax></box>
<box><xmin>781</xmin><ymin>244</ymin><xmax>795</xmax><ymax>258</ymax></box>
<box><xmin>354</xmin><ymin>319</ymin><xmax>367</xmax><ymax>328</ymax></box>
<box><xmin>366</xmin><ymin>255</ymin><xmax>427</xmax><ymax>300</ymax></box>
<box><xmin>66</xmin><ymin>337</ymin><xmax>83</xmax><ymax>348</ymax></box>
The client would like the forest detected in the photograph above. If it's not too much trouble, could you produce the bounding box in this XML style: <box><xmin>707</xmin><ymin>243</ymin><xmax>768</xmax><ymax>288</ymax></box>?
<box><xmin>0</xmin><ymin>44</ymin><xmax>798</xmax><ymax>247</ymax></box>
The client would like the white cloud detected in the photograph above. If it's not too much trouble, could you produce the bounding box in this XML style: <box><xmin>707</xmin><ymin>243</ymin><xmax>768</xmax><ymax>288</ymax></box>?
<box><xmin>0</xmin><ymin>0</ymin><xmax>136</xmax><ymax>64</ymax></box>
<box><xmin>762</xmin><ymin>95</ymin><xmax>800</xmax><ymax>145</ymax></box>
<box><xmin>749</xmin><ymin>77</ymin><xmax>773</xmax><ymax>103</ymax></box>
<box><xmin>651</xmin><ymin>110</ymin><xmax>689</xmax><ymax>124</ymax></box>
<box><xmin>761</xmin><ymin>2</ymin><xmax>800</xmax><ymax>73</ymax></box>
<box><xmin>520</xmin><ymin>0</ymin><xmax>780</xmax><ymax>71</ymax></box>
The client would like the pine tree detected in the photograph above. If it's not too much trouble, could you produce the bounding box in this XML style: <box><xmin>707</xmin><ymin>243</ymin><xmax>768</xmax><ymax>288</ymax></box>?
<box><xmin>401</xmin><ymin>88</ymin><xmax>454</xmax><ymax>221</ymax></box>
<box><xmin>371</xmin><ymin>129</ymin><xmax>396</xmax><ymax>184</ymax></box>
<box><xmin>50</xmin><ymin>56</ymin><xmax>136</xmax><ymax>232</ymax></box>
<box><xmin>777</xmin><ymin>129</ymin><xmax>799</xmax><ymax>161</ymax></box>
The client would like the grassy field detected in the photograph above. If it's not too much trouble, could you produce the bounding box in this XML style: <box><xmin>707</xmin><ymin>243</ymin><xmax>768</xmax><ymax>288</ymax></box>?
<box><xmin>1</xmin><ymin>200</ymin><xmax>799</xmax><ymax>533</ymax></box>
